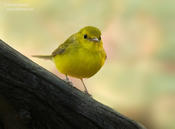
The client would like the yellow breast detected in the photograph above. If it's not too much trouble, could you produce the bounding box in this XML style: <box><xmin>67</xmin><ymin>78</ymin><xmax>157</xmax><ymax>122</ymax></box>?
<box><xmin>53</xmin><ymin>45</ymin><xmax>106</xmax><ymax>79</ymax></box>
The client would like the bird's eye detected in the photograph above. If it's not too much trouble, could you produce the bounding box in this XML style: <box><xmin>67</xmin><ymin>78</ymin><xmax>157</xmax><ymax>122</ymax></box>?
<box><xmin>99</xmin><ymin>37</ymin><xmax>101</xmax><ymax>40</ymax></box>
<box><xmin>84</xmin><ymin>34</ymin><xmax>87</xmax><ymax>39</ymax></box>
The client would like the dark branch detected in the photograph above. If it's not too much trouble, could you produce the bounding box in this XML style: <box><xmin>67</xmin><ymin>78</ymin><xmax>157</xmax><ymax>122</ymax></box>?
<box><xmin>0</xmin><ymin>39</ymin><xmax>146</xmax><ymax>129</ymax></box>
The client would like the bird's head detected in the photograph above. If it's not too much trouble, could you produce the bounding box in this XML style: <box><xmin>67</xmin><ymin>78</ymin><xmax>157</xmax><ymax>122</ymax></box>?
<box><xmin>78</xmin><ymin>26</ymin><xmax>102</xmax><ymax>45</ymax></box>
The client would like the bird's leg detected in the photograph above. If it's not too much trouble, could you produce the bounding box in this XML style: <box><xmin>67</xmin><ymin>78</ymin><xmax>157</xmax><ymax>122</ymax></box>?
<box><xmin>80</xmin><ymin>79</ymin><xmax>91</xmax><ymax>96</ymax></box>
<box><xmin>65</xmin><ymin>74</ymin><xmax>73</xmax><ymax>85</ymax></box>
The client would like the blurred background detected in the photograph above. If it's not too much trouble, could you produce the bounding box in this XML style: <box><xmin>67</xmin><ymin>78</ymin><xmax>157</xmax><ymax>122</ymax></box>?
<box><xmin>1</xmin><ymin>0</ymin><xmax>175</xmax><ymax>129</ymax></box>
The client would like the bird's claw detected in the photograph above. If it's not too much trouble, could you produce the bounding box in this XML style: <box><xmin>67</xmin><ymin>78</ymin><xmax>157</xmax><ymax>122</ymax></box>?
<box><xmin>84</xmin><ymin>90</ymin><xmax>92</xmax><ymax>97</ymax></box>
<box><xmin>65</xmin><ymin>80</ymin><xmax>73</xmax><ymax>86</ymax></box>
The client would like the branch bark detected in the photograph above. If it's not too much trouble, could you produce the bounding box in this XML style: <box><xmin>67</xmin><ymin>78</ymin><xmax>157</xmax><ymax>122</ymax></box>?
<box><xmin>0</xmin><ymin>39</ymin><xmax>146</xmax><ymax>129</ymax></box>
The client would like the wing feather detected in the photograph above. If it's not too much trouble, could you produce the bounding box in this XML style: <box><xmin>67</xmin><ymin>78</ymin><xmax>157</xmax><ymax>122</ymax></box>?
<box><xmin>52</xmin><ymin>34</ymin><xmax>76</xmax><ymax>56</ymax></box>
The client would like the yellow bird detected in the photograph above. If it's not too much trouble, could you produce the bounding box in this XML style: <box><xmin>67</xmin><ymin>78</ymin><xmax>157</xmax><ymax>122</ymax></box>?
<box><xmin>32</xmin><ymin>26</ymin><xmax>106</xmax><ymax>94</ymax></box>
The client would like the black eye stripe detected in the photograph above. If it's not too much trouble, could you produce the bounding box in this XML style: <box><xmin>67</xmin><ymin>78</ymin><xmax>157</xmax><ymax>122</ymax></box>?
<box><xmin>84</xmin><ymin>34</ymin><xmax>87</xmax><ymax>39</ymax></box>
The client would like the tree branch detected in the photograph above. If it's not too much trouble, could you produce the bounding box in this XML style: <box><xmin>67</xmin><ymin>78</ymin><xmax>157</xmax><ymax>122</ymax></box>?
<box><xmin>0</xmin><ymin>39</ymin><xmax>146</xmax><ymax>129</ymax></box>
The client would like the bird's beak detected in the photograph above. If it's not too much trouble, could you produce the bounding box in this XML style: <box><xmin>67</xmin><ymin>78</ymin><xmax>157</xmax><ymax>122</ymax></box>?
<box><xmin>91</xmin><ymin>37</ymin><xmax>100</xmax><ymax>42</ymax></box>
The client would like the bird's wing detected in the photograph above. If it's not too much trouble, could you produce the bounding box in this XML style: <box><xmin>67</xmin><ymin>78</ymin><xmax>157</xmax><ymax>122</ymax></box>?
<box><xmin>52</xmin><ymin>34</ymin><xmax>76</xmax><ymax>56</ymax></box>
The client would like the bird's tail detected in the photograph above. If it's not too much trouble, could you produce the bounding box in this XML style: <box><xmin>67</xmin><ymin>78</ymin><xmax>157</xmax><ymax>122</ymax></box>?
<box><xmin>32</xmin><ymin>55</ymin><xmax>53</xmax><ymax>60</ymax></box>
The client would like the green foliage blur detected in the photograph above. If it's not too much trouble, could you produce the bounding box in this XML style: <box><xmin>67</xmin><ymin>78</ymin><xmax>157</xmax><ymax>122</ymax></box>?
<box><xmin>1</xmin><ymin>0</ymin><xmax>175</xmax><ymax>129</ymax></box>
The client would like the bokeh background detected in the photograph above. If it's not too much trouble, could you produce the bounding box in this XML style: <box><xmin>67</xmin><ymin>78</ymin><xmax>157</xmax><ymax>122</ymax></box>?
<box><xmin>1</xmin><ymin>0</ymin><xmax>175</xmax><ymax>129</ymax></box>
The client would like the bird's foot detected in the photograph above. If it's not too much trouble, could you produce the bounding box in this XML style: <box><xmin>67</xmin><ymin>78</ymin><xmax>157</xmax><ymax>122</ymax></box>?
<box><xmin>65</xmin><ymin>75</ymin><xmax>73</xmax><ymax>86</ymax></box>
<box><xmin>84</xmin><ymin>90</ymin><xmax>92</xmax><ymax>97</ymax></box>
<box><xmin>65</xmin><ymin>79</ymin><xmax>73</xmax><ymax>86</ymax></box>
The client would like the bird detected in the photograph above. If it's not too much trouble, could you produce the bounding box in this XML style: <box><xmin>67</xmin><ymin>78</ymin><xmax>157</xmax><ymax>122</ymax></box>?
<box><xmin>32</xmin><ymin>26</ymin><xmax>106</xmax><ymax>95</ymax></box>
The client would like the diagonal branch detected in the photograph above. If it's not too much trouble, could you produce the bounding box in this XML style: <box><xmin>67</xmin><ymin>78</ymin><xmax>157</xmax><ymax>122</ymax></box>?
<box><xmin>0</xmin><ymin>39</ymin><xmax>146</xmax><ymax>129</ymax></box>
